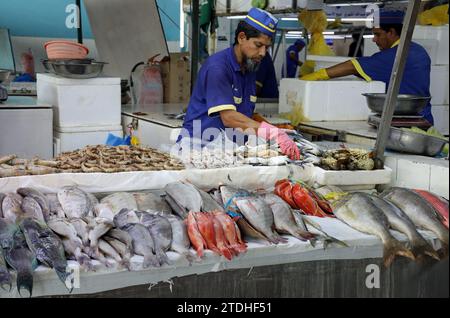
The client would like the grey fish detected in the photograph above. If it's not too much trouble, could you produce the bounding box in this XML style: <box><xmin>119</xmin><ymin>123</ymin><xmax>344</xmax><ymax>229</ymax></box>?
<box><xmin>2</xmin><ymin>193</ymin><xmax>24</xmax><ymax>223</ymax></box>
<box><xmin>219</xmin><ymin>185</ymin><xmax>268</xmax><ymax>242</ymax></box>
<box><xmin>100</xmin><ymin>192</ymin><xmax>137</xmax><ymax>215</ymax></box>
<box><xmin>367</xmin><ymin>193</ymin><xmax>440</xmax><ymax>261</ymax></box>
<box><xmin>164</xmin><ymin>182</ymin><xmax>203</xmax><ymax>218</ymax></box>
<box><xmin>0</xmin><ymin>193</ymin><xmax>6</xmax><ymax>218</ymax></box>
<box><xmin>0</xmin><ymin>219</ymin><xmax>13</xmax><ymax>292</ymax></box>
<box><xmin>139</xmin><ymin>212</ymin><xmax>172</xmax><ymax>266</ymax></box>
<box><xmin>21</xmin><ymin>197</ymin><xmax>45</xmax><ymax>223</ymax></box>
<box><xmin>47</xmin><ymin>217</ymin><xmax>80</xmax><ymax>242</ymax></box>
<box><xmin>235</xmin><ymin>196</ymin><xmax>287</xmax><ymax>244</ymax></box>
<box><xmin>19</xmin><ymin>218</ymin><xmax>72</xmax><ymax>291</ymax></box>
<box><xmin>103</xmin><ymin>236</ymin><xmax>132</xmax><ymax>269</ymax></box>
<box><xmin>1</xmin><ymin>220</ymin><xmax>37</xmax><ymax>297</ymax></box>
<box><xmin>333</xmin><ymin>193</ymin><xmax>414</xmax><ymax>267</ymax></box>
<box><xmin>88</xmin><ymin>217</ymin><xmax>114</xmax><ymax>252</ymax></box>
<box><xmin>121</xmin><ymin>223</ymin><xmax>159</xmax><ymax>268</ymax></box>
<box><xmin>98</xmin><ymin>239</ymin><xmax>129</xmax><ymax>269</ymax></box>
<box><xmin>262</xmin><ymin>193</ymin><xmax>317</xmax><ymax>244</ymax></box>
<box><xmin>17</xmin><ymin>188</ymin><xmax>50</xmax><ymax>222</ymax></box>
<box><xmin>208</xmin><ymin>189</ymin><xmax>224</xmax><ymax>206</ymax></box>
<box><xmin>61</xmin><ymin>237</ymin><xmax>93</xmax><ymax>272</ymax></box>
<box><xmin>57</xmin><ymin>186</ymin><xmax>91</xmax><ymax>219</ymax></box>
<box><xmin>46</xmin><ymin>194</ymin><xmax>66</xmax><ymax>219</ymax></box>
<box><xmin>194</xmin><ymin>186</ymin><xmax>224</xmax><ymax>212</ymax></box>
<box><xmin>381</xmin><ymin>187</ymin><xmax>449</xmax><ymax>253</ymax></box>
<box><xmin>165</xmin><ymin>214</ymin><xmax>194</xmax><ymax>263</ymax></box>
<box><xmin>132</xmin><ymin>192</ymin><xmax>172</xmax><ymax>214</ymax></box>
<box><xmin>113</xmin><ymin>208</ymin><xmax>140</xmax><ymax>229</ymax></box>
<box><xmin>68</xmin><ymin>218</ymin><xmax>90</xmax><ymax>246</ymax></box>
<box><xmin>105</xmin><ymin>229</ymin><xmax>134</xmax><ymax>254</ymax></box>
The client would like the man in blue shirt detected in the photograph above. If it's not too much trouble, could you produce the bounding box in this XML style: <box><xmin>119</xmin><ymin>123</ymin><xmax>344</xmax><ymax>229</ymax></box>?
<box><xmin>256</xmin><ymin>52</ymin><xmax>279</xmax><ymax>98</ymax></box>
<box><xmin>178</xmin><ymin>8</ymin><xmax>299</xmax><ymax>159</ymax></box>
<box><xmin>300</xmin><ymin>10</ymin><xmax>434</xmax><ymax>124</ymax></box>
<box><xmin>282</xmin><ymin>39</ymin><xmax>306</xmax><ymax>78</ymax></box>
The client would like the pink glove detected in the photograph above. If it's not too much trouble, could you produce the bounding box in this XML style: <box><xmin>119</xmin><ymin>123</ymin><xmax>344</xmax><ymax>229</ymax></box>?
<box><xmin>257</xmin><ymin>122</ymin><xmax>300</xmax><ymax>160</ymax></box>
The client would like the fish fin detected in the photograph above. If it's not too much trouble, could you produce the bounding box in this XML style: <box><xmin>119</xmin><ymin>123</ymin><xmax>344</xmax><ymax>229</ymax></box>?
<box><xmin>218</xmin><ymin>246</ymin><xmax>233</xmax><ymax>261</ymax></box>
<box><xmin>383</xmin><ymin>240</ymin><xmax>415</xmax><ymax>267</ymax></box>
<box><xmin>0</xmin><ymin>271</ymin><xmax>12</xmax><ymax>292</ymax></box>
<box><xmin>411</xmin><ymin>242</ymin><xmax>440</xmax><ymax>262</ymax></box>
<box><xmin>16</xmin><ymin>270</ymin><xmax>33</xmax><ymax>298</ymax></box>
<box><xmin>143</xmin><ymin>253</ymin><xmax>160</xmax><ymax>268</ymax></box>
<box><xmin>320</xmin><ymin>234</ymin><xmax>348</xmax><ymax>249</ymax></box>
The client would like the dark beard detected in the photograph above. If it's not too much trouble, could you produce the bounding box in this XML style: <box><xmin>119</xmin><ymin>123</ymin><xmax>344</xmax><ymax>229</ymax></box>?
<box><xmin>244</xmin><ymin>58</ymin><xmax>261</xmax><ymax>73</ymax></box>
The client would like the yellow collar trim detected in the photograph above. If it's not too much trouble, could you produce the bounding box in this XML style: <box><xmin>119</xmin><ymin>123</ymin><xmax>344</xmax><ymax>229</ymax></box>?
<box><xmin>246</xmin><ymin>15</ymin><xmax>276</xmax><ymax>33</ymax></box>
<box><xmin>391</xmin><ymin>39</ymin><xmax>401</xmax><ymax>48</ymax></box>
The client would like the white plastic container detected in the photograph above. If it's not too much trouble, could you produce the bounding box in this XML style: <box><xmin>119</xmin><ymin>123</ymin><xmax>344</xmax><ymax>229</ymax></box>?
<box><xmin>431</xmin><ymin>104</ymin><xmax>449</xmax><ymax>135</ymax></box>
<box><xmin>279</xmin><ymin>78</ymin><xmax>386</xmax><ymax>121</ymax></box>
<box><xmin>413</xmin><ymin>25</ymin><xmax>449</xmax><ymax>65</ymax></box>
<box><xmin>311</xmin><ymin>166</ymin><xmax>393</xmax><ymax>190</ymax></box>
<box><xmin>53</xmin><ymin>124</ymin><xmax>123</xmax><ymax>155</ymax></box>
<box><xmin>430</xmin><ymin>65</ymin><xmax>449</xmax><ymax>105</ymax></box>
<box><xmin>37</xmin><ymin>73</ymin><xmax>121</xmax><ymax>129</ymax></box>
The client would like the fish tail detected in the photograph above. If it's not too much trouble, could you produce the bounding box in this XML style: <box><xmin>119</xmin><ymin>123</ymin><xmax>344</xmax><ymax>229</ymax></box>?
<box><xmin>55</xmin><ymin>265</ymin><xmax>74</xmax><ymax>293</ymax></box>
<box><xmin>411</xmin><ymin>239</ymin><xmax>440</xmax><ymax>261</ymax></box>
<box><xmin>219</xmin><ymin>246</ymin><xmax>234</xmax><ymax>261</ymax></box>
<box><xmin>0</xmin><ymin>270</ymin><xmax>12</xmax><ymax>292</ymax></box>
<box><xmin>438</xmin><ymin>243</ymin><xmax>449</xmax><ymax>259</ymax></box>
<box><xmin>320</xmin><ymin>235</ymin><xmax>348</xmax><ymax>250</ymax></box>
<box><xmin>156</xmin><ymin>249</ymin><xmax>171</xmax><ymax>266</ymax></box>
<box><xmin>268</xmin><ymin>232</ymin><xmax>288</xmax><ymax>244</ymax></box>
<box><xmin>120</xmin><ymin>257</ymin><xmax>132</xmax><ymax>271</ymax></box>
<box><xmin>143</xmin><ymin>253</ymin><xmax>160</xmax><ymax>268</ymax></box>
<box><xmin>16</xmin><ymin>270</ymin><xmax>33</xmax><ymax>298</ymax></box>
<box><xmin>383</xmin><ymin>240</ymin><xmax>415</xmax><ymax>267</ymax></box>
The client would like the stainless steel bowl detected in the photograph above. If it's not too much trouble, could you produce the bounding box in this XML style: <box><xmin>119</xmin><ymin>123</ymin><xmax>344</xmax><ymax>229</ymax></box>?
<box><xmin>386</xmin><ymin>127</ymin><xmax>448</xmax><ymax>156</ymax></box>
<box><xmin>49</xmin><ymin>61</ymin><xmax>107</xmax><ymax>79</ymax></box>
<box><xmin>0</xmin><ymin>69</ymin><xmax>11</xmax><ymax>83</ymax></box>
<box><xmin>363</xmin><ymin>93</ymin><xmax>431</xmax><ymax>115</ymax></box>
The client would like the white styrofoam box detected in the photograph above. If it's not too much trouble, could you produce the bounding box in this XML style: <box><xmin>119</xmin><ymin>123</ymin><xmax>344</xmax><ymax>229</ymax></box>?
<box><xmin>37</xmin><ymin>73</ymin><xmax>121</xmax><ymax>128</ymax></box>
<box><xmin>413</xmin><ymin>25</ymin><xmax>449</xmax><ymax>65</ymax></box>
<box><xmin>395</xmin><ymin>158</ymin><xmax>431</xmax><ymax>191</ymax></box>
<box><xmin>279</xmin><ymin>78</ymin><xmax>386</xmax><ymax>121</ymax></box>
<box><xmin>53</xmin><ymin>124</ymin><xmax>123</xmax><ymax>155</ymax></box>
<box><xmin>430</xmin><ymin>165</ymin><xmax>449</xmax><ymax>200</ymax></box>
<box><xmin>430</xmin><ymin>65</ymin><xmax>449</xmax><ymax>105</ymax></box>
<box><xmin>383</xmin><ymin>156</ymin><xmax>399</xmax><ymax>189</ymax></box>
<box><xmin>309</xmin><ymin>55</ymin><xmax>352</xmax><ymax>70</ymax></box>
<box><xmin>310</xmin><ymin>166</ymin><xmax>393</xmax><ymax>188</ymax></box>
<box><xmin>431</xmin><ymin>104</ymin><xmax>449</xmax><ymax>135</ymax></box>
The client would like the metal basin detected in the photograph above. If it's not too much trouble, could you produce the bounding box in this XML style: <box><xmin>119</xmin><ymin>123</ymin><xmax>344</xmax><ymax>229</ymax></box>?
<box><xmin>363</xmin><ymin>93</ymin><xmax>431</xmax><ymax>115</ymax></box>
<box><xmin>386</xmin><ymin>127</ymin><xmax>448</xmax><ymax>156</ymax></box>
<box><xmin>49</xmin><ymin>61</ymin><xmax>107</xmax><ymax>79</ymax></box>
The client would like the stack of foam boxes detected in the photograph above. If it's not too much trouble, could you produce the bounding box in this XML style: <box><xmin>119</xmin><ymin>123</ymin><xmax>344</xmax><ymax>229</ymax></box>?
<box><xmin>413</xmin><ymin>25</ymin><xmax>449</xmax><ymax>135</ymax></box>
<box><xmin>36</xmin><ymin>73</ymin><xmax>123</xmax><ymax>156</ymax></box>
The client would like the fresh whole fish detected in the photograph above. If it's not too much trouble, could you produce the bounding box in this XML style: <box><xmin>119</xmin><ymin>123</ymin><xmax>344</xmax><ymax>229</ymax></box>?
<box><xmin>46</xmin><ymin>194</ymin><xmax>66</xmax><ymax>219</ymax></box>
<box><xmin>17</xmin><ymin>188</ymin><xmax>50</xmax><ymax>222</ymax></box>
<box><xmin>21</xmin><ymin>196</ymin><xmax>45</xmax><ymax>223</ymax></box>
<box><xmin>192</xmin><ymin>186</ymin><xmax>224</xmax><ymax>213</ymax></box>
<box><xmin>164</xmin><ymin>182</ymin><xmax>203</xmax><ymax>219</ymax></box>
<box><xmin>213</xmin><ymin>212</ymin><xmax>247</xmax><ymax>255</ymax></box>
<box><xmin>0</xmin><ymin>248</ymin><xmax>12</xmax><ymax>292</ymax></box>
<box><xmin>262</xmin><ymin>193</ymin><xmax>317</xmax><ymax>244</ymax></box>
<box><xmin>210</xmin><ymin>214</ymin><xmax>233</xmax><ymax>260</ymax></box>
<box><xmin>121</xmin><ymin>223</ymin><xmax>159</xmax><ymax>268</ymax></box>
<box><xmin>19</xmin><ymin>218</ymin><xmax>71</xmax><ymax>291</ymax></box>
<box><xmin>333</xmin><ymin>193</ymin><xmax>415</xmax><ymax>267</ymax></box>
<box><xmin>68</xmin><ymin>218</ymin><xmax>90</xmax><ymax>246</ymax></box>
<box><xmin>105</xmin><ymin>229</ymin><xmax>134</xmax><ymax>253</ymax></box>
<box><xmin>186</xmin><ymin>212</ymin><xmax>207</xmax><ymax>258</ymax></box>
<box><xmin>98</xmin><ymin>239</ymin><xmax>129</xmax><ymax>269</ymax></box>
<box><xmin>113</xmin><ymin>208</ymin><xmax>140</xmax><ymax>229</ymax></box>
<box><xmin>132</xmin><ymin>192</ymin><xmax>172</xmax><ymax>214</ymax></box>
<box><xmin>89</xmin><ymin>217</ymin><xmax>114</xmax><ymax>252</ymax></box>
<box><xmin>94</xmin><ymin>203</ymin><xmax>115</xmax><ymax>221</ymax></box>
<box><xmin>57</xmin><ymin>186</ymin><xmax>92</xmax><ymax>219</ymax></box>
<box><xmin>2</xmin><ymin>193</ymin><xmax>24</xmax><ymax>223</ymax></box>
<box><xmin>165</xmin><ymin>214</ymin><xmax>194</xmax><ymax>262</ymax></box>
<box><xmin>103</xmin><ymin>236</ymin><xmax>132</xmax><ymax>269</ymax></box>
<box><xmin>413</xmin><ymin>189</ymin><xmax>449</xmax><ymax>229</ymax></box>
<box><xmin>1</xmin><ymin>220</ymin><xmax>38</xmax><ymax>297</ymax></box>
<box><xmin>235</xmin><ymin>196</ymin><xmax>288</xmax><ymax>244</ymax></box>
<box><xmin>192</xmin><ymin>212</ymin><xmax>221</xmax><ymax>255</ymax></box>
<box><xmin>100</xmin><ymin>192</ymin><xmax>138</xmax><ymax>216</ymax></box>
<box><xmin>0</xmin><ymin>193</ymin><xmax>6</xmax><ymax>218</ymax></box>
<box><xmin>367</xmin><ymin>193</ymin><xmax>440</xmax><ymax>261</ymax></box>
<box><xmin>139</xmin><ymin>212</ymin><xmax>171</xmax><ymax>266</ymax></box>
<box><xmin>47</xmin><ymin>217</ymin><xmax>80</xmax><ymax>243</ymax></box>
<box><xmin>61</xmin><ymin>237</ymin><xmax>93</xmax><ymax>272</ymax></box>
<box><xmin>381</xmin><ymin>187</ymin><xmax>449</xmax><ymax>253</ymax></box>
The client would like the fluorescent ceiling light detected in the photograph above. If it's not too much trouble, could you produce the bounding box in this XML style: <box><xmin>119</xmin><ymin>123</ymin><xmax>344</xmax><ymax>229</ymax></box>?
<box><xmin>281</xmin><ymin>18</ymin><xmax>299</xmax><ymax>21</ymax></box>
<box><xmin>180</xmin><ymin>0</ymin><xmax>184</xmax><ymax>48</ymax></box>
<box><xmin>327</xmin><ymin>2</ymin><xmax>376</xmax><ymax>6</ymax></box>
<box><xmin>226</xmin><ymin>15</ymin><xmax>246</xmax><ymax>20</ymax></box>
<box><xmin>363</xmin><ymin>35</ymin><xmax>375</xmax><ymax>39</ymax></box>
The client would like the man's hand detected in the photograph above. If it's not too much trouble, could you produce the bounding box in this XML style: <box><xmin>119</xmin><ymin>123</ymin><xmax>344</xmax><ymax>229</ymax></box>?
<box><xmin>300</xmin><ymin>68</ymin><xmax>330</xmax><ymax>81</ymax></box>
<box><xmin>257</xmin><ymin>122</ymin><xmax>300</xmax><ymax>160</ymax></box>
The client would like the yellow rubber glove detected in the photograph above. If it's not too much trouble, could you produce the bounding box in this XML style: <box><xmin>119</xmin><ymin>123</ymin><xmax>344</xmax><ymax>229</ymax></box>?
<box><xmin>300</xmin><ymin>68</ymin><xmax>330</xmax><ymax>81</ymax></box>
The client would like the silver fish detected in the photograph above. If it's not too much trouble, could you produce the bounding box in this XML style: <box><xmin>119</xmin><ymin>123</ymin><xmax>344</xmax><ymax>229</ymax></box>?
<box><xmin>98</xmin><ymin>239</ymin><xmax>129</xmax><ymax>269</ymax></box>
<box><xmin>121</xmin><ymin>223</ymin><xmax>159</xmax><ymax>268</ymax></box>
<box><xmin>46</xmin><ymin>194</ymin><xmax>66</xmax><ymax>219</ymax></box>
<box><xmin>333</xmin><ymin>193</ymin><xmax>414</xmax><ymax>267</ymax></box>
<box><xmin>165</xmin><ymin>214</ymin><xmax>194</xmax><ymax>262</ymax></box>
<box><xmin>57</xmin><ymin>186</ymin><xmax>91</xmax><ymax>219</ymax></box>
<box><xmin>0</xmin><ymin>219</ymin><xmax>13</xmax><ymax>292</ymax></box>
<box><xmin>381</xmin><ymin>187</ymin><xmax>449</xmax><ymax>253</ymax></box>
<box><xmin>0</xmin><ymin>193</ymin><xmax>6</xmax><ymax>219</ymax></box>
<box><xmin>262</xmin><ymin>193</ymin><xmax>317</xmax><ymax>244</ymax></box>
<box><xmin>100</xmin><ymin>192</ymin><xmax>137</xmax><ymax>215</ymax></box>
<box><xmin>88</xmin><ymin>217</ymin><xmax>114</xmax><ymax>251</ymax></box>
<box><xmin>68</xmin><ymin>218</ymin><xmax>90</xmax><ymax>246</ymax></box>
<box><xmin>103</xmin><ymin>236</ymin><xmax>132</xmax><ymax>269</ymax></box>
<box><xmin>17</xmin><ymin>188</ymin><xmax>50</xmax><ymax>222</ymax></box>
<box><xmin>139</xmin><ymin>212</ymin><xmax>172</xmax><ymax>266</ymax></box>
<box><xmin>113</xmin><ymin>208</ymin><xmax>140</xmax><ymax>229</ymax></box>
<box><xmin>61</xmin><ymin>237</ymin><xmax>93</xmax><ymax>272</ymax></box>
<box><xmin>47</xmin><ymin>217</ymin><xmax>79</xmax><ymax>242</ymax></box>
<box><xmin>19</xmin><ymin>218</ymin><xmax>72</xmax><ymax>291</ymax></box>
<box><xmin>194</xmin><ymin>186</ymin><xmax>224</xmax><ymax>213</ymax></box>
<box><xmin>367</xmin><ymin>193</ymin><xmax>440</xmax><ymax>261</ymax></box>
<box><xmin>2</xmin><ymin>193</ymin><xmax>24</xmax><ymax>223</ymax></box>
<box><xmin>21</xmin><ymin>196</ymin><xmax>45</xmax><ymax>223</ymax></box>
<box><xmin>105</xmin><ymin>229</ymin><xmax>134</xmax><ymax>254</ymax></box>
<box><xmin>132</xmin><ymin>192</ymin><xmax>172</xmax><ymax>214</ymax></box>
<box><xmin>235</xmin><ymin>196</ymin><xmax>287</xmax><ymax>244</ymax></box>
<box><xmin>164</xmin><ymin>182</ymin><xmax>203</xmax><ymax>218</ymax></box>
